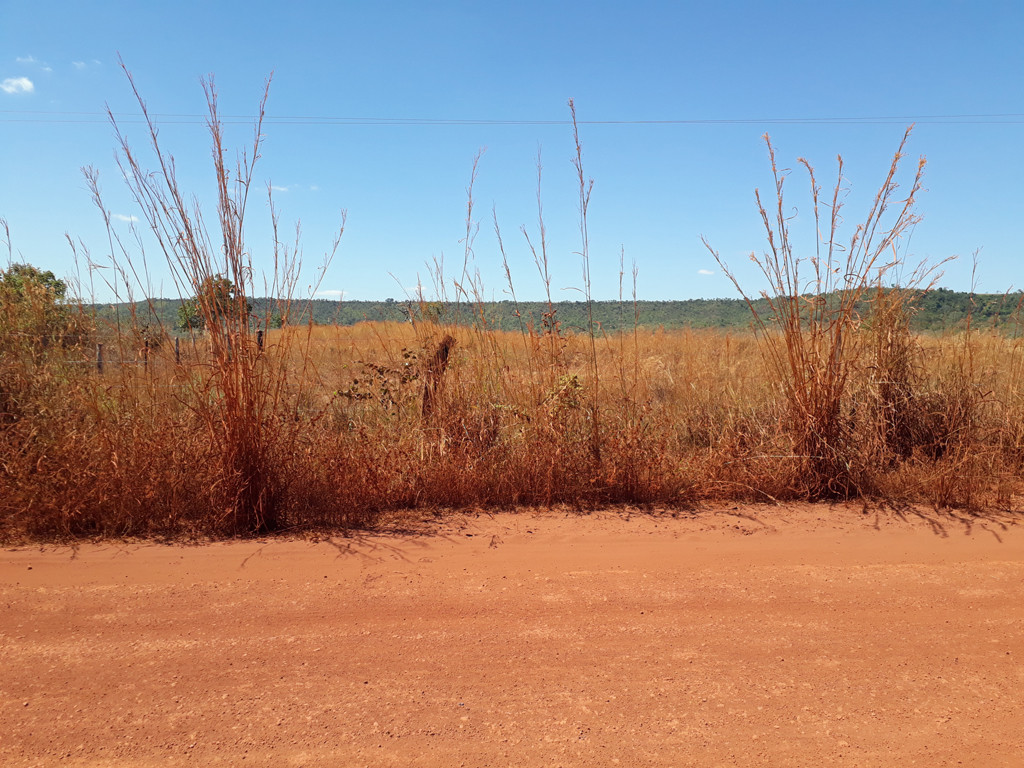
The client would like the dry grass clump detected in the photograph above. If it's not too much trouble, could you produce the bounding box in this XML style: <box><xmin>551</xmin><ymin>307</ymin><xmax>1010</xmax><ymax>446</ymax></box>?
<box><xmin>703</xmin><ymin>128</ymin><xmax>984</xmax><ymax>500</ymax></box>
<box><xmin>1</xmin><ymin>79</ymin><xmax>1021</xmax><ymax>542</ymax></box>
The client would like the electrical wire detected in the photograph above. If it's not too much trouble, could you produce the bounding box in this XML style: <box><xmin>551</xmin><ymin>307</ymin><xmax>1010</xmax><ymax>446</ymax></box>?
<box><xmin>1</xmin><ymin>110</ymin><xmax>1022</xmax><ymax>126</ymax></box>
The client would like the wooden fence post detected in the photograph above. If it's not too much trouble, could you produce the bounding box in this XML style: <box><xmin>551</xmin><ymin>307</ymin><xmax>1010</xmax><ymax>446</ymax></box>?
<box><xmin>96</xmin><ymin>343</ymin><xmax>104</xmax><ymax>374</ymax></box>
<box><xmin>175</xmin><ymin>336</ymin><xmax>181</xmax><ymax>364</ymax></box>
<box><xmin>143</xmin><ymin>339</ymin><xmax>150</xmax><ymax>374</ymax></box>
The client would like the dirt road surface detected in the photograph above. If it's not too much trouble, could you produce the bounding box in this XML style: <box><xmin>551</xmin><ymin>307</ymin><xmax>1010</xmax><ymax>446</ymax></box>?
<box><xmin>2</xmin><ymin>505</ymin><xmax>1023</xmax><ymax>767</ymax></box>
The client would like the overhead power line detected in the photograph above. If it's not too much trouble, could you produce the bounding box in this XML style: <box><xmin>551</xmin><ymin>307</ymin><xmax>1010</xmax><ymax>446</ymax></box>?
<box><xmin>1</xmin><ymin>110</ymin><xmax>1023</xmax><ymax>126</ymax></box>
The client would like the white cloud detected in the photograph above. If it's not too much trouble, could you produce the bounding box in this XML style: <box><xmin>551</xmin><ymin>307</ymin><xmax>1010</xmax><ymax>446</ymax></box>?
<box><xmin>315</xmin><ymin>289</ymin><xmax>346</xmax><ymax>298</ymax></box>
<box><xmin>112</xmin><ymin>214</ymin><xmax>139</xmax><ymax>223</ymax></box>
<box><xmin>1</xmin><ymin>77</ymin><xmax>34</xmax><ymax>94</ymax></box>
<box><xmin>16</xmin><ymin>55</ymin><xmax>51</xmax><ymax>72</ymax></box>
<box><xmin>698</xmin><ymin>269</ymin><xmax>715</xmax><ymax>276</ymax></box>
<box><xmin>270</xmin><ymin>185</ymin><xmax>289</xmax><ymax>193</ymax></box>
<box><xmin>309</xmin><ymin>184</ymin><xmax>320</xmax><ymax>192</ymax></box>
<box><xmin>73</xmin><ymin>61</ymin><xmax>86</xmax><ymax>70</ymax></box>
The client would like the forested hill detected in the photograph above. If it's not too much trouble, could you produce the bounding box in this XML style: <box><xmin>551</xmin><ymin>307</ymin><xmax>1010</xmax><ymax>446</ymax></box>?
<box><xmin>90</xmin><ymin>288</ymin><xmax>1024</xmax><ymax>334</ymax></box>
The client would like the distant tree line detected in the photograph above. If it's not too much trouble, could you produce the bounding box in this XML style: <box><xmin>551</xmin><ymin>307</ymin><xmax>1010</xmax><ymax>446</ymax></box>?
<box><xmin>85</xmin><ymin>287</ymin><xmax>1024</xmax><ymax>335</ymax></box>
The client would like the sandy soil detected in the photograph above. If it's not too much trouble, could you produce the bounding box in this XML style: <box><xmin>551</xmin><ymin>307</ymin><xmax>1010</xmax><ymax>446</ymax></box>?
<box><xmin>2</xmin><ymin>504</ymin><xmax>1023</xmax><ymax>767</ymax></box>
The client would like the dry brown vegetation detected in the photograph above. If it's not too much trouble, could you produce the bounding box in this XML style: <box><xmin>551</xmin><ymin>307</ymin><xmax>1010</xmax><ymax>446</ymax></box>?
<box><xmin>2</xmin><ymin>73</ymin><xmax>1022</xmax><ymax>541</ymax></box>
<box><xmin>2</xmin><ymin>305</ymin><xmax>1021</xmax><ymax>541</ymax></box>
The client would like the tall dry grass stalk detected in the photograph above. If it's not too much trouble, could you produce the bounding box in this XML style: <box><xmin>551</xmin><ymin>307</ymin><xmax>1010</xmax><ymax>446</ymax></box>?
<box><xmin>40</xmin><ymin>61</ymin><xmax>343</xmax><ymax>536</ymax></box>
<box><xmin>106</xmin><ymin>67</ymin><xmax>282</xmax><ymax>531</ymax></box>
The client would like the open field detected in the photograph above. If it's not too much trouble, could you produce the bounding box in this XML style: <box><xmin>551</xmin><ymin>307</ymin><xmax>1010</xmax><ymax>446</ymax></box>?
<box><xmin>2</xmin><ymin>505</ymin><xmax>1023</xmax><ymax>767</ymax></box>
<box><xmin>4</xmin><ymin>312</ymin><xmax>1024</xmax><ymax>541</ymax></box>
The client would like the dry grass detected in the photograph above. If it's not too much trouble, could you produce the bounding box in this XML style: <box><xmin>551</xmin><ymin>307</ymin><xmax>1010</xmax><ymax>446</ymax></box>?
<box><xmin>3</xmin><ymin>310</ymin><xmax>1022</xmax><ymax>541</ymax></box>
<box><xmin>2</xmin><ymin>80</ymin><xmax>1022</xmax><ymax>542</ymax></box>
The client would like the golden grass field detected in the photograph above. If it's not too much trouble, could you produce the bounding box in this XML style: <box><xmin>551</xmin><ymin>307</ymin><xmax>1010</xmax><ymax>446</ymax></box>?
<box><xmin>2</xmin><ymin>300</ymin><xmax>1022</xmax><ymax>541</ymax></box>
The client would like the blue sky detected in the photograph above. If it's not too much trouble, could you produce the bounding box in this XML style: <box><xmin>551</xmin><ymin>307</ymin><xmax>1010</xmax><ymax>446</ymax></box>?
<box><xmin>1</xmin><ymin>0</ymin><xmax>1021</xmax><ymax>302</ymax></box>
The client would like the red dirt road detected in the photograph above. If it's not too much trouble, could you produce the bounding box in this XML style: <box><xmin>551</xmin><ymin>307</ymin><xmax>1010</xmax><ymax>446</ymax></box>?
<box><xmin>2</xmin><ymin>505</ymin><xmax>1023</xmax><ymax>767</ymax></box>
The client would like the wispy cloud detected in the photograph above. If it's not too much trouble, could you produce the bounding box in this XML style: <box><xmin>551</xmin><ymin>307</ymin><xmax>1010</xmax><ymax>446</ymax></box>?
<box><xmin>270</xmin><ymin>185</ymin><xmax>290</xmax><ymax>193</ymax></box>
<box><xmin>72</xmin><ymin>61</ymin><xmax>86</xmax><ymax>70</ymax></box>
<box><xmin>697</xmin><ymin>269</ymin><xmax>715</xmax><ymax>276</ymax></box>
<box><xmin>1</xmin><ymin>77</ymin><xmax>34</xmax><ymax>94</ymax></box>
<box><xmin>315</xmin><ymin>289</ymin><xmax>346</xmax><ymax>298</ymax></box>
<box><xmin>112</xmin><ymin>214</ymin><xmax>139</xmax><ymax>223</ymax></box>
<box><xmin>309</xmin><ymin>184</ymin><xmax>320</xmax><ymax>192</ymax></box>
<box><xmin>16</xmin><ymin>55</ymin><xmax>51</xmax><ymax>72</ymax></box>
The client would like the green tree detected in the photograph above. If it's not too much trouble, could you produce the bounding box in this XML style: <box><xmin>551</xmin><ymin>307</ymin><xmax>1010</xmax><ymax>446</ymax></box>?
<box><xmin>176</xmin><ymin>299</ymin><xmax>203</xmax><ymax>331</ymax></box>
<box><xmin>0</xmin><ymin>262</ymin><xmax>90</xmax><ymax>420</ymax></box>
<box><xmin>0</xmin><ymin>262</ymin><xmax>79</xmax><ymax>347</ymax></box>
<box><xmin>199</xmin><ymin>275</ymin><xmax>251</xmax><ymax>322</ymax></box>
<box><xmin>178</xmin><ymin>275</ymin><xmax>252</xmax><ymax>332</ymax></box>
<box><xmin>1</xmin><ymin>263</ymin><xmax>67</xmax><ymax>301</ymax></box>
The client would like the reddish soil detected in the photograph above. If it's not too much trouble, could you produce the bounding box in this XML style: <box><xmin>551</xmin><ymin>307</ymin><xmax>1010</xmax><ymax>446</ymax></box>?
<box><xmin>2</xmin><ymin>504</ymin><xmax>1023</xmax><ymax>767</ymax></box>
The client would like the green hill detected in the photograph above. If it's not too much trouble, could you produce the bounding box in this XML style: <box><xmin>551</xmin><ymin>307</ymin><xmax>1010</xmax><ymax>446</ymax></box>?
<box><xmin>84</xmin><ymin>288</ymin><xmax>1024</xmax><ymax>335</ymax></box>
